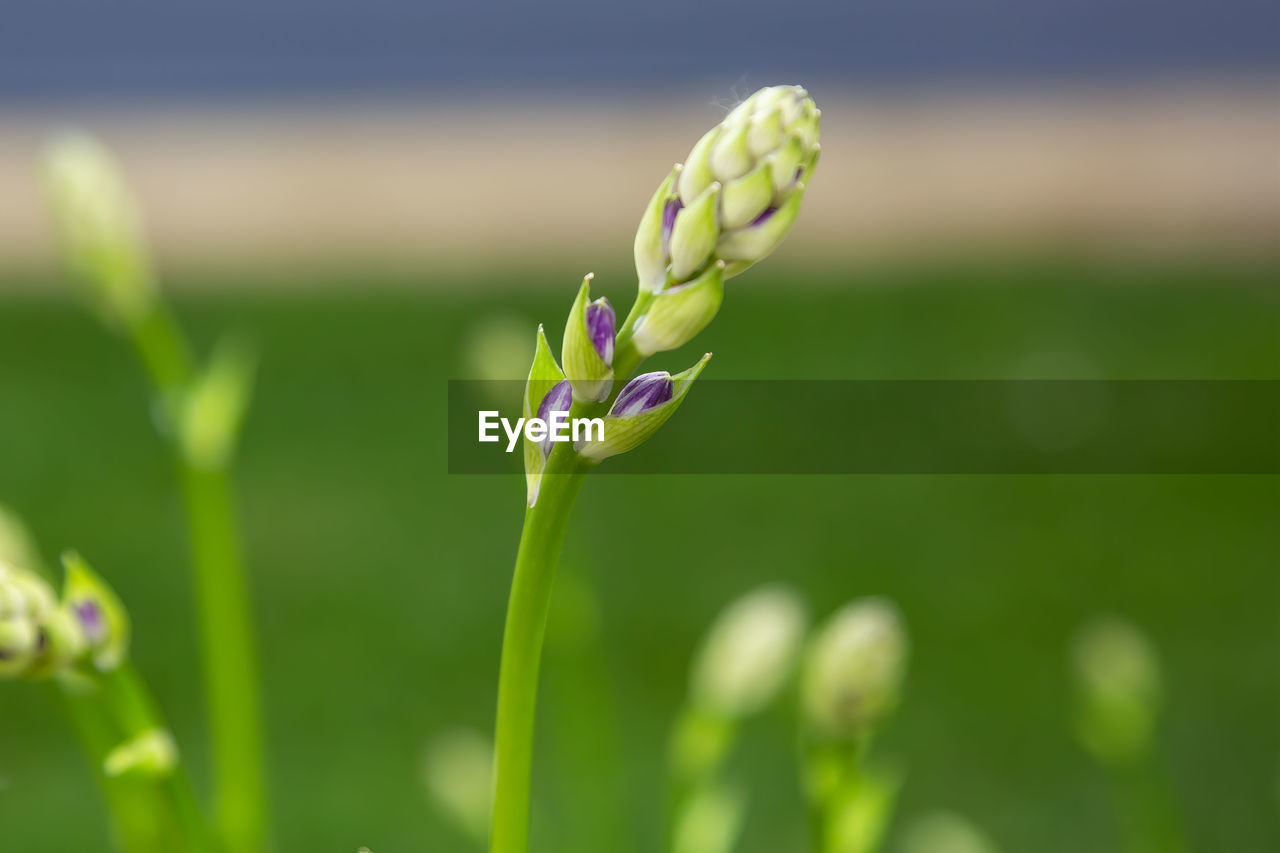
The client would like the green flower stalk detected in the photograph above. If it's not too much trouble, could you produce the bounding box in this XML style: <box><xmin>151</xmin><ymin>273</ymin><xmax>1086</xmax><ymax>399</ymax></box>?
<box><xmin>800</xmin><ymin>598</ymin><xmax>909</xmax><ymax>853</ymax></box>
<box><xmin>1071</xmin><ymin>617</ymin><xmax>1186</xmax><ymax>853</ymax></box>
<box><xmin>44</xmin><ymin>134</ymin><xmax>267</xmax><ymax>853</ymax></box>
<box><xmin>490</xmin><ymin>85</ymin><xmax>821</xmax><ymax>853</ymax></box>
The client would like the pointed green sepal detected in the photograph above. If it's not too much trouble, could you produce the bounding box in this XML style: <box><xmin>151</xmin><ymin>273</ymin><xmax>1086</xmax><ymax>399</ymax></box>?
<box><xmin>60</xmin><ymin>551</ymin><xmax>131</xmax><ymax>672</ymax></box>
<box><xmin>708</xmin><ymin>123</ymin><xmax>753</xmax><ymax>182</ymax></box>
<box><xmin>561</xmin><ymin>274</ymin><xmax>614</xmax><ymax>403</ymax></box>
<box><xmin>104</xmin><ymin>728</ymin><xmax>178</xmax><ymax>779</ymax></box>
<box><xmin>576</xmin><ymin>353</ymin><xmax>712</xmax><ymax>462</ymax></box>
<box><xmin>630</xmin><ymin>262</ymin><xmax>724</xmax><ymax>356</ymax></box>
<box><xmin>669</xmin><ymin>183</ymin><xmax>721</xmax><ymax>281</ymax></box>
<box><xmin>635</xmin><ymin>165</ymin><xmax>681</xmax><ymax>292</ymax></box>
<box><xmin>522</xmin><ymin>325</ymin><xmax>566</xmax><ymax>507</ymax></box>
<box><xmin>178</xmin><ymin>333</ymin><xmax>258</xmax><ymax>471</ymax></box>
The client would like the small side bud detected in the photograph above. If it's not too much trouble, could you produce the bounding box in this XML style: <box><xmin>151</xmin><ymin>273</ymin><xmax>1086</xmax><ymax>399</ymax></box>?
<box><xmin>43</xmin><ymin>133</ymin><xmax>157</xmax><ymax>330</ymax></box>
<box><xmin>61</xmin><ymin>551</ymin><xmax>131</xmax><ymax>672</ymax></box>
<box><xmin>103</xmin><ymin>728</ymin><xmax>178</xmax><ymax>778</ymax></box>
<box><xmin>178</xmin><ymin>333</ymin><xmax>258</xmax><ymax>471</ymax></box>
<box><xmin>1071</xmin><ymin>616</ymin><xmax>1161</xmax><ymax>766</ymax></box>
<box><xmin>635</xmin><ymin>165</ymin><xmax>682</xmax><ymax>292</ymax></box>
<box><xmin>630</xmin><ymin>261</ymin><xmax>725</xmax><ymax>356</ymax></box>
<box><xmin>560</xmin><ymin>275</ymin><xmax>615</xmax><ymax>403</ymax></box>
<box><xmin>521</xmin><ymin>326</ymin><xmax>566</xmax><ymax>507</ymax></box>
<box><xmin>801</xmin><ymin>598</ymin><xmax>908</xmax><ymax>740</ymax></box>
<box><xmin>690</xmin><ymin>584</ymin><xmax>808</xmax><ymax>718</ymax></box>
<box><xmin>576</xmin><ymin>354</ymin><xmax>712</xmax><ymax>462</ymax></box>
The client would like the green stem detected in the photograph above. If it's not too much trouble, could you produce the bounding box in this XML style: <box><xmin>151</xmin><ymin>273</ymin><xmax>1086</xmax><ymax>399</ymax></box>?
<box><xmin>490</xmin><ymin>449</ymin><xmax>589</xmax><ymax>853</ymax></box>
<box><xmin>128</xmin><ymin>305</ymin><xmax>268</xmax><ymax>853</ymax></box>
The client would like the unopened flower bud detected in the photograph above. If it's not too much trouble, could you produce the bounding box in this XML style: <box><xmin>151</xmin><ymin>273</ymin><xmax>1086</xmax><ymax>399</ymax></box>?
<box><xmin>802</xmin><ymin>598</ymin><xmax>908</xmax><ymax>739</ymax></box>
<box><xmin>0</xmin><ymin>560</ymin><xmax>58</xmax><ymax>678</ymax></box>
<box><xmin>635</xmin><ymin>85</ymin><xmax>820</xmax><ymax>294</ymax></box>
<box><xmin>576</xmin><ymin>353</ymin><xmax>711</xmax><ymax>463</ymax></box>
<box><xmin>61</xmin><ymin>551</ymin><xmax>131</xmax><ymax>672</ymax></box>
<box><xmin>1072</xmin><ymin>616</ymin><xmax>1161</xmax><ymax>765</ymax></box>
<box><xmin>561</xmin><ymin>274</ymin><xmax>615</xmax><ymax>403</ymax></box>
<box><xmin>43</xmin><ymin>133</ymin><xmax>156</xmax><ymax>330</ymax></box>
<box><xmin>103</xmin><ymin>728</ymin><xmax>178</xmax><ymax>778</ymax></box>
<box><xmin>630</xmin><ymin>261</ymin><xmax>724</xmax><ymax>356</ymax></box>
<box><xmin>178</xmin><ymin>334</ymin><xmax>257</xmax><ymax>472</ymax></box>
<box><xmin>691</xmin><ymin>584</ymin><xmax>807</xmax><ymax>718</ymax></box>
<box><xmin>521</xmin><ymin>326</ymin><xmax>567</xmax><ymax>507</ymax></box>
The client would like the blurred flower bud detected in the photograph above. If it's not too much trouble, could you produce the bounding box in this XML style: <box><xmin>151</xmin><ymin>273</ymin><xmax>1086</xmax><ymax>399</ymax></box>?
<box><xmin>575</xmin><ymin>354</ymin><xmax>711</xmax><ymax>463</ymax></box>
<box><xmin>672</xmin><ymin>780</ymin><xmax>746</xmax><ymax>853</ymax></box>
<box><xmin>521</xmin><ymin>325</ymin><xmax>567</xmax><ymax>507</ymax></box>
<box><xmin>561</xmin><ymin>274</ymin><xmax>615</xmax><ymax>403</ymax></box>
<box><xmin>691</xmin><ymin>584</ymin><xmax>808</xmax><ymax>718</ymax></box>
<box><xmin>630</xmin><ymin>261</ymin><xmax>725</xmax><ymax>356</ymax></box>
<box><xmin>802</xmin><ymin>598</ymin><xmax>908</xmax><ymax>740</ymax></box>
<box><xmin>634</xmin><ymin>85</ymin><xmax>820</xmax><ymax>294</ymax></box>
<box><xmin>0</xmin><ymin>504</ymin><xmax>41</xmax><ymax>570</ymax></box>
<box><xmin>178</xmin><ymin>333</ymin><xmax>258</xmax><ymax>471</ymax></box>
<box><xmin>61</xmin><ymin>551</ymin><xmax>131</xmax><ymax>672</ymax></box>
<box><xmin>0</xmin><ymin>560</ymin><xmax>59</xmax><ymax>678</ymax></box>
<box><xmin>1071</xmin><ymin>616</ymin><xmax>1161</xmax><ymax>766</ymax></box>
<box><xmin>103</xmin><ymin>728</ymin><xmax>178</xmax><ymax>778</ymax></box>
<box><xmin>901</xmin><ymin>812</ymin><xmax>1002</xmax><ymax>853</ymax></box>
<box><xmin>43</xmin><ymin>133</ymin><xmax>157</xmax><ymax>330</ymax></box>
<box><xmin>423</xmin><ymin>728</ymin><xmax>493</xmax><ymax>845</ymax></box>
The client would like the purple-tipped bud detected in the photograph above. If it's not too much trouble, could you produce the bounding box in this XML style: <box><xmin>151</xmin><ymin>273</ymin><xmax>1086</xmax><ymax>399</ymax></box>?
<box><xmin>536</xmin><ymin>379</ymin><xmax>574</xmax><ymax>455</ymax></box>
<box><xmin>585</xmin><ymin>299</ymin><xmax>616</xmax><ymax>366</ymax></box>
<box><xmin>613</xmin><ymin>372</ymin><xmax>674</xmax><ymax>416</ymax></box>
<box><xmin>74</xmin><ymin>600</ymin><xmax>105</xmax><ymax>643</ymax></box>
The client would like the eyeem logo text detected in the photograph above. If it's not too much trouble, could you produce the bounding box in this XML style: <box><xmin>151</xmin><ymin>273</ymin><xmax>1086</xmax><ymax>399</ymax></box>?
<box><xmin>478</xmin><ymin>410</ymin><xmax>605</xmax><ymax>453</ymax></box>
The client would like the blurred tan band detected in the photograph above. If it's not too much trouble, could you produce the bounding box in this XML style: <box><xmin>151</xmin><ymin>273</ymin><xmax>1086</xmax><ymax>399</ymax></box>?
<box><xmin>1</xmin><ymin>81</ymin><xmax>1277</xmax><ymax>279</ymax></box>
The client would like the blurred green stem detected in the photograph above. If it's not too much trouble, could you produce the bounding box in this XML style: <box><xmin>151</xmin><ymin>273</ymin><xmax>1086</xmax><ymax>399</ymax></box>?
<box><xmin>490</xmin><ymin>448</ymin><xmax>588</xmax><ymax>853</ymax></box>
<box><xmin>1110</xmin><ymin>759</ymin><xmax>1187</xmax><ymax>853</ymax></box>
<box><xmin>128</xmin><ymin>305</ymin><xmax>268</xmax><ymax>853</ymax></box>
<box><xmin>62</xmin><ymin>664</ymin><xmax>214</xmax><ymax>853</ymax></box>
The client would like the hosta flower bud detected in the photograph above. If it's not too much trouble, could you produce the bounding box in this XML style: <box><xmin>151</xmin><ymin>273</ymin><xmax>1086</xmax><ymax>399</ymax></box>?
<box><xmin>561</xmin><ymin>274</ymin><xmax>615</xmax><ymax>403</ymax></box>
<box><xmin>1072</xmin><ymin>616</ymin><xmax>1161</xmax><ymax>765</ymax></box>
<box><xmin>802</xmin><ymin>598</ymin><xmax>908</xmax><ymax>739</ymax></box>
<box><xmin>103</xmin><ymin>728</ymin><xmax>178</xmax><ymax>778</ymax></box>
<box><xmin>634</xmin><ymin>85</ymin><xmax>820</xmax><ymax>294</ymax></box>
<box><xmin>691</xmin><ymin>584</ymin><xmax>808</xmax><ymax>718</ymax></box>
<box><xmin>576</xmin><ymin>354</ymin><xmax>711</xmax><ymax>462</ymax></box>
<box><xmin>522</xmin><ymin>325</ymin><xmax>567</xmax><ymax>507</ymax></box>
<box><xmin>0</xmin><ymin>560</ymin><xmax>58</xmax><ymax>678</ymax></box>
<box><xmin>630</xmin><ymin>261</ymin><xmax>725</xmax><ymax>356</ymax></box>
<box><xmin>44</xmin><ymin>133</ymin><xmax>157</xmax><ymax>330</ymax></box>
<box><xmin>61</xmin><ymin>551</ymin><xmax>131</xmax><ymax>672</ymax></box>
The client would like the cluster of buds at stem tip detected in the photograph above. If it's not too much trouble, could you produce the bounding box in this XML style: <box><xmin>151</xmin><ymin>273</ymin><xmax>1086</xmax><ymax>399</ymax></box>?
<box><xmin>631</xmin><ymin>85</ymin><xmax>821</xmax><ymax>355</ymax></box>
<box><xmin>801</xmin><ymin>597</ymin><xmax>908</xmax><ymax>741</ymax></box>
<box><xmin>0</xmin><ymin>552</ymin><xmax>130</xmax><ymax>681</ymax></box>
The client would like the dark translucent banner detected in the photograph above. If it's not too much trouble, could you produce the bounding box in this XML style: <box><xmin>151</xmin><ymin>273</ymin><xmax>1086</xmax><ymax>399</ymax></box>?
<box><xmin>447</xmin><ymin>380</ymin><xmax>1278</xmax><ymax>475</ymax></box>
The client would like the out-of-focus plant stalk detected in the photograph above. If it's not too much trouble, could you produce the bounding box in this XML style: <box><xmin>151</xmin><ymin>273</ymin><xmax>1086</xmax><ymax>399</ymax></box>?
<box><xmin>44</xmin><ymin>135</ymin><xmax>267</xmax><ymax>853</ymax></box>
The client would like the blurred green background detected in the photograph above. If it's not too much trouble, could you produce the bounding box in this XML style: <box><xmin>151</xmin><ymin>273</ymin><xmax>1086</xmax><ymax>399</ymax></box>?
<box><xmin>1</xmin><ymin>260</ymin><xmax>1276</xmax><ymax>851</ymax></box>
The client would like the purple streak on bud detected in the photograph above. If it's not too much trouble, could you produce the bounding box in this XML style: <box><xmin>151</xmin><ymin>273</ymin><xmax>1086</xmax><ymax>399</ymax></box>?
<box><xmin>750</xmin><ymin>207</ymin><xmax>778</xmax><ymax>227</ymax></box>
<box><xmin>75</xmin><ymin>600</ymin><xmax>105</xmax><ymax>643</ymax></box>
<box><xmin>660</xmin><ymin>197</ymin><xmax>683</xmax><ymax>259</ymax></box>
<box><xmin>586</xmin><ymin>299</ymin><xmax>616</xmax><ymax>365</ymax></box>
<box><xmin>536</xmin><ymin>379</ymin><xmax>573</xmax><ymax>455</ymax></box>
<box><xmin>613</xmin><ymin>372</ymin><xmax>674</xmax><ymax>416</ymax></box>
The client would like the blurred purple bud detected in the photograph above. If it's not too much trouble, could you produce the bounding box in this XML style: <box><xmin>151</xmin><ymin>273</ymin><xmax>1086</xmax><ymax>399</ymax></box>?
<box><xmin>74</xmin><ymin>600</ymin><xmax>105</xmax><ymax>643</ymax></box>
<box><xmin>613</xmin><ymin>372</ymin><xmax>674</xmax><ymax>416</ymax></box>
<box><xmin>586</xmin><ymin>299</ymin><xmax>616</xmax><ymax>366</ymax></box>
